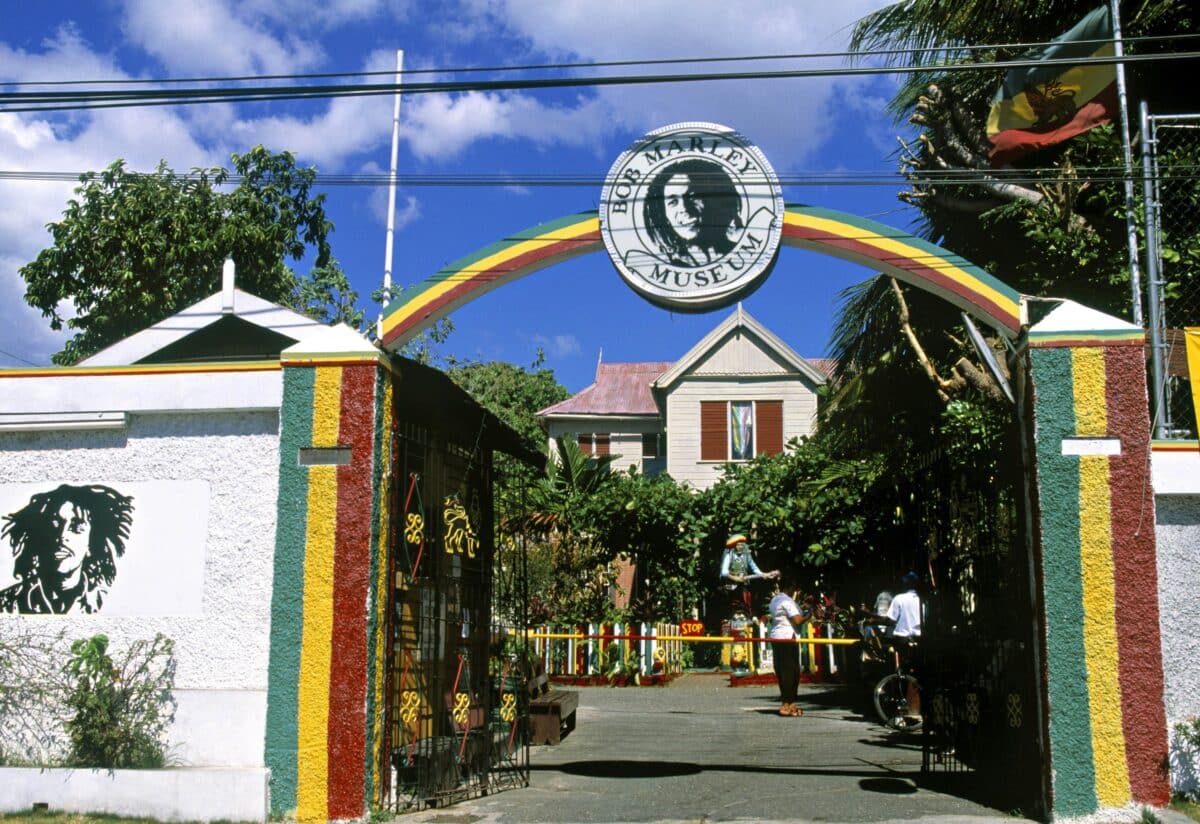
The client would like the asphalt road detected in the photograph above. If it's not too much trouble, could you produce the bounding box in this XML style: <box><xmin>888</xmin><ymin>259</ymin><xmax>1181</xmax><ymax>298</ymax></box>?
<box><xmin>395</xmin><ymin>674</ymin><xmax>1062</xmax><ymax>824</ymax></box>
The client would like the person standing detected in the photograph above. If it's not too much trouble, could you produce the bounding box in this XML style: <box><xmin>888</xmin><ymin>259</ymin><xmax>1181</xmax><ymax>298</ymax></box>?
<box><xmin>887</xmin><ymin>572</ymin><xmax>921</xmax><ymax>640</ymax></box>
<box><xmin>885</xmin><ymin>571</ymin><xmax>922</xmax><ymax>723</ymax></box>
<box><xmin>768</xmin><ymin>574</ymin><xmax>807</xmax><ymax>718</ymax></box>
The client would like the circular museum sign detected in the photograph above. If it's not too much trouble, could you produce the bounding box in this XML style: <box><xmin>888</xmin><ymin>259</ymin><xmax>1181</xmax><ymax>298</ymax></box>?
<box><xmin>599</xmin><ymin>122</ymin><xmax>784</xmax><ymax>312</ymax></box>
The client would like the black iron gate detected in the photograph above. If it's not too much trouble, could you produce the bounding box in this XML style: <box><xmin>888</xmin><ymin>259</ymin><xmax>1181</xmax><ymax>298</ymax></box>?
<box><xmin>911</xmin><ymin>433</ymin><xmax>1045</xmax><ymax>818</ymax></box>
<box><xmin>383</xmin><ymin>413</ymin><xmax>531</xmax><ymax>812</ymax></box>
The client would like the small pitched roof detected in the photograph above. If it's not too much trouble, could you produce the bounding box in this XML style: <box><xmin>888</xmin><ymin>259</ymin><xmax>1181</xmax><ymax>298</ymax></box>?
<box><xmin>653</xmin><ymin>304</ymin><xmax>828</xmax><ymax>390</ymax></box>
<box><xmin>78</xmin><ymin>289</ymin><xmax>335</xmax><ymax>366</ymax></box>
<box><xmin>538</xmin><ymin>361</ymin><xmax>674</xmax><ymax>417</ymax></box>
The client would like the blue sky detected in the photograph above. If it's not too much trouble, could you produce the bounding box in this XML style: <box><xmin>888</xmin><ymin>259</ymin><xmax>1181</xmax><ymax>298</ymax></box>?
<box><xmin>0</xmin><ymin>0</ymin><xmax>914</xmax><ymax>392</ymax></box>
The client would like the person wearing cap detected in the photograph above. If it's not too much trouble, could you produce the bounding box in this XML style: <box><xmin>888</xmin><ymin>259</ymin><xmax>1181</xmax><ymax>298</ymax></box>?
<box><xmin>719</xmin><ymin>533</ymin><xmax>779</xmax><ymax>610</ymax></box>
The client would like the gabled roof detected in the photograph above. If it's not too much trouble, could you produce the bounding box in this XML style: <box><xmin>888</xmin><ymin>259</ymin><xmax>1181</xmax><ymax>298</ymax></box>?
<box><xmin>78</xmin><ymin>289</ymin><xmax>333</xmax><ymax>366</ymax></box>
<box><xmin>652</xmin><ymin>304</ymin><xmax>829</xmax><ymax>390</ymax></box>
<box><xmin>538</xmin><ymin>361</ymin><xmax>674</xmax><ymax>417</ymax></box>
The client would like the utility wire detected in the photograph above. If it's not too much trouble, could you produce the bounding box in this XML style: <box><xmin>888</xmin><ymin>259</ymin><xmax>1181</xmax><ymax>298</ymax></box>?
<box><xmin>2</xmin><ymin>49</ymin><xmax>1197</xmax><ymax>114</ymax></box>
<box><xmin>0</xmin><ymin>167</ymin><xmax>1196</xmax><ymax>188</ymax></box>
<box><xmin>6</xmin><ymin>32</ymin><xmax>1198</xmax><ymax>88</ymax></box>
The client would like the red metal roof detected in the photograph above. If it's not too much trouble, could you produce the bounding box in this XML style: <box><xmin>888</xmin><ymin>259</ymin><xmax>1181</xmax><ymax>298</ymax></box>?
<box><xmin>538</xmin><ymin>361</ymin><xmax>674</xmax><ymax>417</ymax></box>
<box><xmin>808</xmin><ymin>358</ymin><xmax>837</xmax><ymax>380</ymax></box>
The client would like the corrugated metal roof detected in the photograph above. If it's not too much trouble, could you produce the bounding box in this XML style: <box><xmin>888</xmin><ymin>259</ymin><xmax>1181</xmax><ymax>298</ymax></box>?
<box><xmin>808</xmin><ymin>358</ymin><xmax>837</xmax><ymax>379</ymax></box>
<box><xmin>538</xmin><ymin>361</ymin><xmax>674</xmax><ymax>416</ymax></box>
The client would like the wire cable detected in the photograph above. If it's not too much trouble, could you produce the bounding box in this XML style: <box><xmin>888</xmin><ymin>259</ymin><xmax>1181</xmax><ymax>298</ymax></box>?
<box><xmin>6</xmin><ymin>32</ymin><xmax>1198</xmax><ymax>88</ymax></box>
<box><xmin>2</xmin><ymin>49</ymin><xmax>1197</xmax><ymax>114</ymax></box>
<box><xmin>0</xmin><ymin>168</ymin><xmax>1195</xmax><ymax>188</ymax></box>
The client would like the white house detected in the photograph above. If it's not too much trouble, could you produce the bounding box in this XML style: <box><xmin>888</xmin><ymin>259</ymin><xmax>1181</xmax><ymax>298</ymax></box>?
<box><xmin>537</xmin><ymin>305</ymin><xmax>833</xmax><ymax>489</ymax></box>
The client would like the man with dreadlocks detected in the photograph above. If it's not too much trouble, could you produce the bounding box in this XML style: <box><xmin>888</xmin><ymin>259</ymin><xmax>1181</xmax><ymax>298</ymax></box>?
<box><xmin>0</xmin><ymin>484</ymin><xmax>134</xmax><ymax>614</ymax></box>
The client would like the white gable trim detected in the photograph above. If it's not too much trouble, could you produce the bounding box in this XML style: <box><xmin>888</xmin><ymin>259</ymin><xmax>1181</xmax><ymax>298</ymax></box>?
<box><xmin>79</xmin><ymin>289</ymin><xmax>328</xmax><ymax>366</ymax></box>
<box><xmin>653</xmin><ymin>304</ymin><xmax>827</xmax><ymax>390</ymax></box>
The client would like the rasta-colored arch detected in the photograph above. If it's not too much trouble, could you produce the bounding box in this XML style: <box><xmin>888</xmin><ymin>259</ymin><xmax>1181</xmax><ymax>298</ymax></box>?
<box><xmin>379</xmin><ymin>205</ymin><xmax>1023</xmax><ymax>349</ymax></box>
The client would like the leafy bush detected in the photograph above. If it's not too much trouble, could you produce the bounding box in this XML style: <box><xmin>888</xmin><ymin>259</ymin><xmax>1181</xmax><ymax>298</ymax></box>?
<box><xmin>63</xmin><ymin>634</ymin><xmax>176</xmax><ymax>769</ymax></box>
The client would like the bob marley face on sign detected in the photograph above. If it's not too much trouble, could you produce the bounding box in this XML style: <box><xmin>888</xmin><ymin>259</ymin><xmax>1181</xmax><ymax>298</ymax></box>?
<box><xmin>0</xmin><ymin>484</ymin><xmax>134</xmax><ymax>614</ymax></box>
<box><xmin>642</xmin><ymin>158</ymin><xmax>745</xmax><ymax>268</ymax></box>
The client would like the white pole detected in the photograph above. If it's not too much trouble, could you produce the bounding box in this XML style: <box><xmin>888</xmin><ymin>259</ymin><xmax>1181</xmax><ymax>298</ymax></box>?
<box><xmin>1110</xmin><ymin>0</ymin><xmax>1144</xmax><ymax>326</ymax></box>
<box><xmin>378</xmin><ymin>49</ymin><xmax>404</xmax><ymax>338</ymax></box>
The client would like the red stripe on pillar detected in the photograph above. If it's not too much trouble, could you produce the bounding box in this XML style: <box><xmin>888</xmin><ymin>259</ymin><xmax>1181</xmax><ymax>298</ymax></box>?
<box><xmin>1105</xmin><ymin>345</ymin><xmax>1170</xmax><ymax>804</ymax></box>
<box><xmin>327</xmin><ymin>364</ymin><xmax>377</xmax><ymax>817</ymax></box>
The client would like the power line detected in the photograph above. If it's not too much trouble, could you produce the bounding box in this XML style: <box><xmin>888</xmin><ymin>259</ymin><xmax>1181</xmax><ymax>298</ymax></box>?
<box><xmin>1</xmin><ymin>167</ymin><xmax>1196</xmax><ymax>188</ymax></box>
<box><xmin>6</xmin><ymin>32</ymin><xmax>1198</xmax><ymax>89</ymax></box>
<box><xmin>2</xmin><ymin>49</ymin><xmax>1197</xmax><ymax>114</ymax></box>
<box><xmin>0</xmin><ymin>347</ymin><xmax>39</xmax><ymax>367</ymax></box>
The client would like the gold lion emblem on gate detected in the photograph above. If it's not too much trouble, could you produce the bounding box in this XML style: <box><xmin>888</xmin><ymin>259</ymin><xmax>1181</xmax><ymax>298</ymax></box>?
<box><xmin>443</xmin><ymin>495</ymin><xmax>479</xmax><ymax>558</ymax></box>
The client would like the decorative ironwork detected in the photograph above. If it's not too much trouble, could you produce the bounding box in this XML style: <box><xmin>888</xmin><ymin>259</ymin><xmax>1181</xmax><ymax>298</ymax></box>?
<box><xmin>404</xmin><ymin>513</ymin><xmax>424</xmax><ymax>545</ymax></box>
<box><xmin>1006</xmin><ymin>693</ymin><xmax>1023</xmax><ymax>728</ymax></box>
<box><xmin>382</xmin><ymin>410</ymin><xmax>531</xmax><ymax>813</ymax></box>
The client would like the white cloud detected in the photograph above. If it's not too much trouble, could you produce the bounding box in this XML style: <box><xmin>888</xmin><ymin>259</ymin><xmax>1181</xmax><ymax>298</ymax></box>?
<box><xmin>532</xmin><ymin>333</ymin><xmax>581</xmax><ymax>359</ymax></box>
<box><xmin>120</xmin><ymin>0</ymin><xmax>326</xmax><ymax>75</ymax></box>
<box><xmin>438</xmin><ymin>0</ymin><xmax>894</xmax><ymax>168</ymax></box>
<box><xmin>0</xmin><ymin>37</ymin><xmax>221</xmax><ymax>366</ymax></box>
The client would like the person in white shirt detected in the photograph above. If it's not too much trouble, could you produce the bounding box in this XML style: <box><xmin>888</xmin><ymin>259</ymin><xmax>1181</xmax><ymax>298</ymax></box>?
<box><xmin>884</xmin><ymin>571</ymin><xmax>922</xmax><ymax>722</ymax></box>
<box><xmin>768</xmin><ymin>574</ymin><xmax>807</xmax><ymax>718</ymax></box>
<box><xmin>887</xmin><ymin>573</ymin><xmax>921</xmax><ymax>639</ymax></box>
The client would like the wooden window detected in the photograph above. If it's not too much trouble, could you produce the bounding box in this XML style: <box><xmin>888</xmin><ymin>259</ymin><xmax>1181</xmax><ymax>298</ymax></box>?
<box><xmin>757</xmin><ymin>400</ymin><xmax>784</xmax><ymax>456</ymax></box>
<box><xmin>700</xmin><ymin>401</ymin><xmax>727</xmax><ymax>461</ymax></box>
<box><xmin>594</xmin><ymin>433</ymin><xmax>610</xmax><ymax>456</ymax></box>
<box><xmin>641</xmin><ymin>432</ymin><xmax>661</xmax><ymax>459</ymax></box>
<box><xmin>577</xmin><ymin>434</ymin><xmax>592</xmax><ymax>455</ymax></box>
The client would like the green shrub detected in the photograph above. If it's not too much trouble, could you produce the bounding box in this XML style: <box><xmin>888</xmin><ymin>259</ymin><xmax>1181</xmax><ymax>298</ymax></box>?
<box><xmin>63</xmin><ymin>634</ymin><xmax>176</xmax><ymax>769</ymax></box>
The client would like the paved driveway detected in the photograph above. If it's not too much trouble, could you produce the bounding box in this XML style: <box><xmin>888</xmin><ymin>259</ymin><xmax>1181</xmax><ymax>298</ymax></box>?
<box><xmin>397</xmin><ymin>674</ymin><xmax>1049</xmax><ymax>823</ymax></box>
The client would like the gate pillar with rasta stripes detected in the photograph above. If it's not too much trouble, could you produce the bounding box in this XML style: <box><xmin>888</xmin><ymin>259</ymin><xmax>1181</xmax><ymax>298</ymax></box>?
<box><xmin>379</xmin><ymin>206</ymin><xmax>1173</xmax><ymax>818</ymax></box>
<box><xmin>264</xmin><ymin>336</ymin><xmax>395</xmax><ymax>823</ymax></box>
<box><xmin>1025</xmin><ymin>300</ymin><xmax>1170</xmax><ymax>815</ymax></box>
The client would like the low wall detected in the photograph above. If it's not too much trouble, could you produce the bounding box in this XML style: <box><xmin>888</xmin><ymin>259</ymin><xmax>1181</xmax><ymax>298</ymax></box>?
<box><xmin>0</xmin><ymin>766</ymin><xmax>269</xmax><ymax>822</ymax></box>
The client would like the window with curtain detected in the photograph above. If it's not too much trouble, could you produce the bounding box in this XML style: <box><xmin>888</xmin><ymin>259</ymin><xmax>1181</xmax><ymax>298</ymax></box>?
<box><xmin>700</xmin><ymin>400</ymin><xmax>783</xmax><ymax>460</ymax></box>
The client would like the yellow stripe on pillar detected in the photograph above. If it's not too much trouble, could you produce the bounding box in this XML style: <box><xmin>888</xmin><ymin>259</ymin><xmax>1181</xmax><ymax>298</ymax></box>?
<box><xmin>296</xmin><ymin>366</ymin><xmax>342</xmax><ymax>822</ymax></box>
<box><xmin>1072</xmin><ymin>348</ymin><xmax>1130</xmax><ymax>806</ymax></box>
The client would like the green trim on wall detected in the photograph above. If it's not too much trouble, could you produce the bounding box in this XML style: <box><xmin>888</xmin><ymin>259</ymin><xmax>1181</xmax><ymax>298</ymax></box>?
<box><xmin>363</xmin><ymin>368</ymin><xmax>387</xmax><ymax>806</ymax></box>
<box><xmin>264</xmin><ymin>365</ymin><xmax>316</xmax><ymax>814</ymax></box>
<box><xmin>1030</xmin><ymin>346</ymin><xmax>1097</xmax><ymax>816</ymax></box>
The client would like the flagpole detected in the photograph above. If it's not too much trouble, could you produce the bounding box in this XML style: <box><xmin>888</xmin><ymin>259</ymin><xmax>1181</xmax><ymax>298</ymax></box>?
<box><xmin>378</xmin><ymin>49</ymin><xmax>404</xmax><ymax>339</ymax></box>
<box><xmin>1111</xmin><ymin>0</ymin><xmax>1144</xmax><ymax>326</ymax></box>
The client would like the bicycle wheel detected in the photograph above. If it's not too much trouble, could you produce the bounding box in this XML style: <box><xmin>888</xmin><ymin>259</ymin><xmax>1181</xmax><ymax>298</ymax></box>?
<box><xmin>873</xmin><ymin>673</ymin><xmax>921</xmax><ymax>731</ymax></box>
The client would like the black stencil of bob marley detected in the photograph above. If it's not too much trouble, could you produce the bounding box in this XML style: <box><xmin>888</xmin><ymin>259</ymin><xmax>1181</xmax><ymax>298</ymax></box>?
<box><xmin>643</xmin><ymin>158</ymin><xmax>745</xmax><ymax>267</ymax></box>
<box><xmin>0</xmin><ymin>484</ymin><xmax>134</xmax><ymax>614</ymax></box>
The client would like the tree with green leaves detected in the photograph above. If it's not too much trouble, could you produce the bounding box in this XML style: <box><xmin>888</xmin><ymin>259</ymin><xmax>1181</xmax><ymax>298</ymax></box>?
<box><xmin>22</xmin><ymin>146</ymin><xmax>362</xmax><ymax>364</ymax></box>
<box><xmin>849</xmin><ymin>0</ymin><xmax>1196</xmax><ymax>319</ymax></box>
<box><xmin>446</xmin><ymin>354</ymin><xmax>569</xmax><ymax>454</ymax></box>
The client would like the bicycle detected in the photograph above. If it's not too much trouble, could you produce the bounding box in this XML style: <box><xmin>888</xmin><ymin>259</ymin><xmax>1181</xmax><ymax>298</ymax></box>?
<box><xmin>860</xmin><ymin>617</ymin><xmax>922</xmax><ymax>732</ymax></box>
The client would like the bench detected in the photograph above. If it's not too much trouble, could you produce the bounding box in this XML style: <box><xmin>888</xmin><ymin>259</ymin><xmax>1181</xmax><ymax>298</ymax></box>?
<box><xmin>527</xmin><ymin>666</ymin><xmax>579</xmax><ymax>745</ymax></box>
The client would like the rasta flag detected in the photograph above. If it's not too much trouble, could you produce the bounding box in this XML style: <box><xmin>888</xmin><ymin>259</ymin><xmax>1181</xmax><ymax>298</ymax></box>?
<box><xmin>987</xmin><ymin>5</ymin><xmax>1117</xmax><ymax>166</ymax></box>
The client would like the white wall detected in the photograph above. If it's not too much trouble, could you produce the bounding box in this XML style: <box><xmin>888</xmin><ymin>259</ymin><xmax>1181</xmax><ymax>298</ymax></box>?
<box><xmin>664</xmin><ymin>377</ymin><xmax>818</xmax><ymax>489</ymax></box>
<box><xmin>545</xmin><ymin>416</ymin><xmax>664</xmax><ymax>476</ymax></box>
<box><xmin>0</xmin><ymin>409</ymin><xmax>280</xmax><ymax>768</ymax></box>
<box><xmin>1155</xmin><ymin>492</ymin><xmax>1200</xmax><ymax>797</ymax></box>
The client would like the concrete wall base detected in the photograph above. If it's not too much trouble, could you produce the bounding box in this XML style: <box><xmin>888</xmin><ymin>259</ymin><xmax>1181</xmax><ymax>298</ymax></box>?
<box><xmin>0</xmin><ymin>766</ymin><xmax>269</xmax><ymax>822</ymax></box>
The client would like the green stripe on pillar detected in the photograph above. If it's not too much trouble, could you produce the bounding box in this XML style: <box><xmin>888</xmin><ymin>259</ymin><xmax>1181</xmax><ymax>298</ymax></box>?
<box><xmin>364</xmin><ymin>368</ymin><xmax>388</xmax><ymax>806</ymax></box>
<box><xmin>1031</xmin><ymin>346</ymin><xmax>1097</xmax><ymax>816</ymax></box>
<box><xmin>265</xmin><ymin>365</ymin><xmax>316</xmax><ymax>815</ymax></box>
